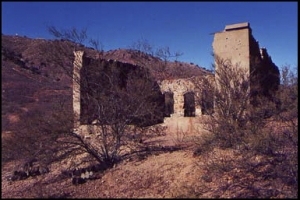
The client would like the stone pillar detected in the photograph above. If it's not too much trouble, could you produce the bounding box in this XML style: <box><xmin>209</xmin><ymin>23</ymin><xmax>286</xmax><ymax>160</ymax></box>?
<box><xmin>173</xmin><ymin>92</ymin><xmax>184</xmax><ymax>116</ymax></box>
<box><xmin>73</xmin><ymin>51</ymin><xmax>84</xmax><ymax>132</ymax></box>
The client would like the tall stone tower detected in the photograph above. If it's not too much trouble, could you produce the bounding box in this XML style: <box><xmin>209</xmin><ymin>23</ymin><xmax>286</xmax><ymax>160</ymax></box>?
<box><xmin>212</xmin><ymin>22</ymin><xmax>280</xmax><ymax>100</ymax></box>
<box><xmin>213</xmin><ymin>22</ymin><xmax>251</xmax><ymax>72</ymax></box>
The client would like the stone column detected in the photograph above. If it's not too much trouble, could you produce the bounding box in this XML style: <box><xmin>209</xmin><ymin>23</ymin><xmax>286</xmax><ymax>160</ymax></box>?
<box><xmin>73</xmin><ymin>51</ymin><xmax>84</xmax><ymax>132</ymax></box>
<box><xmin>173</xmin><ymin>91</ymin><xmax>184</xmax><ymax>116</ymax></box>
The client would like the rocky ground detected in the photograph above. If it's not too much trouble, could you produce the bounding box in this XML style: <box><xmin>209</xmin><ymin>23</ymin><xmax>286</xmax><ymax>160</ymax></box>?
<box><xmin>2</xmin><ymin>126</ymin><xmax>203</xmax><ymax>198</ymax></box>
<box><xmin>2</xmin><ymin>118</ymin><xmax>297</xmax><ymax>198</ymax></box>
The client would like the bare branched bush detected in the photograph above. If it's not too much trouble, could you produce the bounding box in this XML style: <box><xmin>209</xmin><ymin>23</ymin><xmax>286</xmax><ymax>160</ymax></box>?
<box><xmin>45</xmin><ymin>27</ymin><xmax>166</xmax><ymax>167</ymax></box>
<box><xmin>172</xmin><ymin>128</ymin><xmax>187</xmax><ymax>147</ymax></box>
<box><xmin>78</xmin><ymin>59</ymin><xmax>164</xmax><ymax>165</ymax></box>
<box><xmin>129</xmin><ymin>37</ymin><xmax>154</xmax><ymax>56</ymax></box>
<box><xmin>198</xmin><ymin>55</ymin><xmax>253</xmax><ymax>148</ymax></box>
<box><xmin>2</xmin><ymin>27</ymin><xmax>169</xmax><ymax>180</ymax></box>
<box><xmin>192</xmin><ymin>55</ymin><xmax>298</xmax><ymax>198</ymax></box>
<box><xmin>129</xmin><ymin>38</ymin><xmax>184</xmax><ymax>80</ymax></box>
<box><xmin>48</xmin><ymin>26</ymin><xmax>88</xmax><ymax>45</ymax></box>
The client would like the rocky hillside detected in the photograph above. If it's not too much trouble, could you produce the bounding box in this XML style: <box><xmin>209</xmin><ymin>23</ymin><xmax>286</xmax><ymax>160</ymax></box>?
<box><xmin>1</xmin><ymin>34</ymin><xmax>212</xmax><ymax>197</ymax></box>
<box><xmin>1</xmin><ymin>34</ymin><xmax>297</xmax><ymax>199</ymax></box>
<box><xmin>2</xmin><ymin>34</ymin><xmax>209</xmax><ymax>133</ymax></box>
<box><xmin>102</xmin><ymin>48</ymin><xmax>210</xmax><ymax>80</ymax></box>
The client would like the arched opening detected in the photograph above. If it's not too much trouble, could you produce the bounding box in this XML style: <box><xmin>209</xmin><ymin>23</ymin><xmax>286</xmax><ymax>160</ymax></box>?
<box><xmin>164</xmin><ymin>92</ymin><xmax>174</xmax><ymax>117</ymax></box>
<box><xmin>184</xmin><ymin>92</ymin><xmax>195</xmax><ymax>117</ymax></box>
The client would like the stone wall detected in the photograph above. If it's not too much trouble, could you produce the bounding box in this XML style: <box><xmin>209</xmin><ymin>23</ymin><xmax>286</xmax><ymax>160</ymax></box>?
<box><xmin>213</xmin><ymin>22</ymin><xmax>280</xmax><ymax>101</ymax></box>
<box><xmin>213</xmin><ymin>22</ymin><xmax>251</xmax><ymax>72</ymax></box>
<box><xmin>159</xmin><ymin>78</ymin><xmax>201</xmax><ymax>117</ymax></box>
<box><xmin>73</xmin><ymin>51</ymin><xmax>165</xmax><ymax>135</ymax></box>
<box><xmin>73</xmin><ymin>22</ymin><xmax>280</xmax><ymax>137</ymax></box>
<box><xmin>73</xmin><ymin>51</ymin><xmax>84</xmax><ymax>131</ymax></box>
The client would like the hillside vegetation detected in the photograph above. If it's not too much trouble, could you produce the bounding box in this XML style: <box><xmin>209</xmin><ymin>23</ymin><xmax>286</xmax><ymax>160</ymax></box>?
<box><xmin>1</xmin><ymin>34</ymin><xmax>297</xmax><ymax>198</ymax></box>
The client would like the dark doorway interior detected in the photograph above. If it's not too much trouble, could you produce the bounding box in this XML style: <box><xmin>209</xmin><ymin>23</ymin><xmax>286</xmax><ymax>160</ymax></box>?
<box><xmin>184</xmin><ymin>92</ymin><xmax>195</xmax><ymax>117</ymax></box>
<box><xmin>164</xmin><ymin>92</ymin><xmax>174</xmax><ymax>117</ymax></box>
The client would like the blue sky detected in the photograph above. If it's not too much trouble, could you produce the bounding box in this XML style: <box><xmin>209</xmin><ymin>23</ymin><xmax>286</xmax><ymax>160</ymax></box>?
<box><xmin>2</xmin><ymin>2</ymin><xmax>298</xmax><ymax>71</ymax></box>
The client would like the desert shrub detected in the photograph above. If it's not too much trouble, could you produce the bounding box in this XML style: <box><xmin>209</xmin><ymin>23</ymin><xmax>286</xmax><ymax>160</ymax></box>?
<box><xmin>193</xmin><ymin>132</ymin><xmax>215</xmax><ymax>156</ymax></box>
<box><xmin>192</xmin><ymin>60</ymin><xmax>298</xmax><ymax>198</ymax></box>
<box><xmin>2</xmin><ymin>98</ymin><xmax>75</xmax><ymax>164</ymax></box>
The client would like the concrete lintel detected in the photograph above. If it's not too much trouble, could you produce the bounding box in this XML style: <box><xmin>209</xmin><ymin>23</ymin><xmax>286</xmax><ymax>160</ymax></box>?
<box><xmin>225</xmin><ymin>22</ymin><xmax>249</xmax><ymax>31</ymax></box>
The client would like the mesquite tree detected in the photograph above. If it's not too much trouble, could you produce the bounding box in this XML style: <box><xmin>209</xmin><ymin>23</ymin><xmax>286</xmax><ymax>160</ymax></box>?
<box><xmin>78</xmin><ymin>57</ymin><xmax>164</xmax><ymax>164</ymax></box>
<box><xmin>47</xmin><ymin>26</ymin><xmax>164</xmax><ymax>166</ymax></box>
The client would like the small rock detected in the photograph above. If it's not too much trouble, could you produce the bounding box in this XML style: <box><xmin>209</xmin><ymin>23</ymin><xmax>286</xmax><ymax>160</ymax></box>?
<box><xmin>201</xmin><ymin>175</ymin><xmax>212</xmax><ymax>183</ymax></box>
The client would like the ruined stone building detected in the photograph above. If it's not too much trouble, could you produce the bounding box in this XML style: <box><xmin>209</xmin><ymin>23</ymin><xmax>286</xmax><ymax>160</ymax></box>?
<box><xmin>73</xmin><ymin>22</ymin><xmax>280</xmax><ymax>136</ymax></box>
<box><xmin>73</xmin><ymin>51</ymin><xmax>165</xmax><ymax>136</ymax></box>
<box><xmin>159</xmin><ymin>78</ymin><xmax>199</xmax><ymax>117</ymax></box>
<box><xmin>212</xmin><ymin>22</ymin><xmax>280</xmax><ymax>101</ymax></box>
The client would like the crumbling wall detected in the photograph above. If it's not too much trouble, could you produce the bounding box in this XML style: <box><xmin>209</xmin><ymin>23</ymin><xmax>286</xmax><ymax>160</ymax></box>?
<box><xmin>159</xmin><ymin>78</ymin><xmax>201</xmax><ymax>117</ymax></box>
<box><xmin>73</xmin><ymin>51</ymin><xmax>165</xmax><ymax>136</ymax></box>
<box><xmin>251</xmin><ymin>47</ymin><xmax>280</xmax><ymax>99</ymax></box>
<box><xmin>213</xmin><ymin>22</ymin><xmax>251</xmax><ymax>72</ymax></box>
<box><xmin>73</xmin><ymin>51</ymin><xmax>84</xmax><ymax>130</ymax></box>
<box><xmin>213</xmin><ymin>22</ymin><xmax>280</xmax><ymax>102</ymax></box>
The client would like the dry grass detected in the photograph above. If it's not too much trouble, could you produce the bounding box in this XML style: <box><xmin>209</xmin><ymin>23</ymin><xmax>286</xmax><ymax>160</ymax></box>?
<box><xmin>1</xmin><ymin>118</ymin><xmax>297</xmax><ymax>198</ymax></box>
<box><xmin>1</xmin><ymin>147</ymin><xmax>199</xmax><ymax>198</ymax></box>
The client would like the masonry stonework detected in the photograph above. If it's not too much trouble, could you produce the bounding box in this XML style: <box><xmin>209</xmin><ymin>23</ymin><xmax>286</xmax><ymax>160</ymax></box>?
<box><xmin>73</xmin><ymin>22</ymin><xmax>280</xmax><ymax>137</ymax></box>
<box><xmin>73</xmin><ymin>51</ymin><xmax>102</xmax><ymax>138</ymax></box>
<box><xmin>159</xmin><ymin>78</ymin><xmax>201</xmax><ymax>117</ymax></box>
<box><xmin>213</xmin><ymin>22</ymin><xmax>280</xmax><ymax>100</ymax></box>
<box><xmin>213</xmin><ymin>22</ymin><xmax>251</xmax><ymax>72</ymax></box>
<box><xmin>73</xmin><ymin>51</ymin><xmax>84</xmax><ymax>131</ymax></box>
<box><xmin>72</xmin><ymin>51</ymin><xmax>165</xmax><ymax>136</ymax></box>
